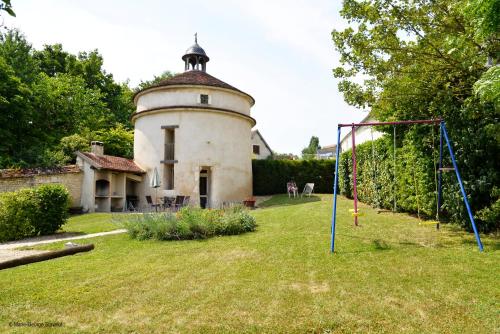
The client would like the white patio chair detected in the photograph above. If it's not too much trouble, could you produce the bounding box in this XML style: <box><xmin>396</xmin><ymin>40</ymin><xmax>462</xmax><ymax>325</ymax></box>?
<box><xmin>301</xmin><ymin>183</ymin><xmax>314</xmax><ymax>197</ymax></box>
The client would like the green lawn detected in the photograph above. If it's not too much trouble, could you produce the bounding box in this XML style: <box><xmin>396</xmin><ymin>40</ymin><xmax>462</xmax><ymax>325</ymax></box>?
<box><xmin>1</xmin><ymin>195</ymin><xmax>498</xmax><ymax>333</ymax></box>
<box><xmin>60</xmin><ymin>213</ymin><xmax>120</xmax><ymax>234</ymax></box>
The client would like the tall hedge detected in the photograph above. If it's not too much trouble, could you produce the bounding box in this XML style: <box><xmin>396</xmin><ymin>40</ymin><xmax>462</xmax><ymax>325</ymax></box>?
<box><xmin>338</xmin><ymin>130</ymin><xmax>499</xmax><ymax>233</ymax></box>
<box><xmin>252</xmin><ymin>159</ymin><xmax>335</xmax><ymax>195</ymax></box>
<box><xmin>0</xmin><ymin>184</ymin><xmax>70</xmax><ymax>242</ymax></box>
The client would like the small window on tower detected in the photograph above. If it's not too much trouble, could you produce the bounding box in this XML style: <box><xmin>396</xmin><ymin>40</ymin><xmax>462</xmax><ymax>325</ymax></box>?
<box><xmin>200</xmin><ymin>94</ymin><xmax>209</xmax><ymax>104</ymax></box>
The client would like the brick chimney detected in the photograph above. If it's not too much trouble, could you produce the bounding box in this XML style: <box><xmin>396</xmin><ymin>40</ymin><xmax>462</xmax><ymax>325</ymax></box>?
<box><xmin>90</xmin><ymin>141</ymin><xmax>104</xmax><ymax>156</ymax></box>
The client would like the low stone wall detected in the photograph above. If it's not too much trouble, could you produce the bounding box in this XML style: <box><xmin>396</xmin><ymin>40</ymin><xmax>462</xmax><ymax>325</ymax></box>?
<box><xmin>0</xmin><ymin>166</ymin><xmax>83</xmax><ymax>207</ymax></box>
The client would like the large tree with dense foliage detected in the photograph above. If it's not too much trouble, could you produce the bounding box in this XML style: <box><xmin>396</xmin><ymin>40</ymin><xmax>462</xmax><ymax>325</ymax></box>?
<box><xmin>332</xmin><ymin>0</ymin><xmax>499</xmax><ymax>231</ymax></box>
<box><xmin>0</xmin><ymin>29</ymin><xmax>138</xmax><ymax>167</ymax></box>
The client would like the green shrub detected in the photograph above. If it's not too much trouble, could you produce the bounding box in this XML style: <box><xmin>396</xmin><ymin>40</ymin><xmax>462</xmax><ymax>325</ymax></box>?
<box><xmin>34</xmin><ymin>184</ymin><xmax>70</xmax><ymax>235</ymax></box>
<box><xmin>252</xmin><ymin>159</ymin><xmax>335</xmax><ymax>195</ymax></box>
<box><xmin>0</xmin><ymin>184</ymin><xmax>70</xmax><ymax>242</ymax></box>
<box><xmin>123</xmin><ymin>206</ymin><xmax>257</xmax><ymax>241</ymax></box>
<box><xmin>0</xmin><ymin>189</ymin><xmax>36</xmax><ymax>242</ymax></box>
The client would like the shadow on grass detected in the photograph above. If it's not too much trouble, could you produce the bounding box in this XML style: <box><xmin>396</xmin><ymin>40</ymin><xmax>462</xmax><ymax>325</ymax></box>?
<box><xmin>336</xmin><ymin>233</ymin><xmax>437</xmax><ymax>254</ymax></box>
<box><xmin>459</xmin><ymin>237</ymin><xmax>500</xmax><ymax>250</ymax></box>
<box><xmin>258</xmin><ymin>194</ymin><xmax>321</xmax><ymax>208</ymax></box>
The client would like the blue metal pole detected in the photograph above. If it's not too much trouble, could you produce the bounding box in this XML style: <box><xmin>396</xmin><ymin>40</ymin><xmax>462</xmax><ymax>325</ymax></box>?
<box><xmin>331</xmin><ymin>126</ymin><xmax>342</xmax><ymax>253</ymax></box>
<box><xmin>441</xmin><ymin>122</ymin><xmax>484</xmax><ymax>252</ymax></box>
<box><xmin>437</xmin><ymin>123</ymin><xmax>443</xmax><ymax>230</ymax></box>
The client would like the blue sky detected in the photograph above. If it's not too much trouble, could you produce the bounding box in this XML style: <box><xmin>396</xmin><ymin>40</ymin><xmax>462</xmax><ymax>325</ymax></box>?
<box><xmin>4</xmin><ymin>0</ymin><xmax>367</xmax><ymax>154</ymax></box>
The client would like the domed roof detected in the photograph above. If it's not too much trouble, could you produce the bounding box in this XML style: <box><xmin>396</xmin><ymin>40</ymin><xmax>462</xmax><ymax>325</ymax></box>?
<box><xmin>182</xmin><ymin>42</ymin><xmax>208</xmax><ymax>58</ymax></box>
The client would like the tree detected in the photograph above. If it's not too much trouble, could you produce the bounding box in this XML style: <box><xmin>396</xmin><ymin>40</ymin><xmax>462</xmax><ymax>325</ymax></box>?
<box><xmin>0</xmin><ymin>28</ymin><xmax>141</xmax><ymax>167</ymax></box>
<box><xmin>136</xmin><ymin>70</ymin><xmax>176</xmax><ymax>91</ymax></box>
<box><xmin>0</xmin><ymin>0</ymin><xmax>15</xmax><ymax>18</ymax></box>
<box><xmin>94</xmin><ymin>124</ymin><xmax>134</xmax><ymax>158</ymax></box>
<box><xmin>34</xmin><ymin>45</ymin><xmax>136</xmax><ymax>128</ymax></box>
<box><xmin>301</xmin><ymin>136</ymin><xmax>321</xmax><ymax>159</ymax></box>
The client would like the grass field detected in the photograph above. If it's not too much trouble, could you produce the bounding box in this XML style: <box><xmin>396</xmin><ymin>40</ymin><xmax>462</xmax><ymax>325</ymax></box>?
<box><xmin>60</xmin><ymin>213</ymin><xmax>119</xmax><ymax>234</ymax></box>
<box><xmin>0</xmin><ymin>195</ymin><xmax>498</xmax><ymax>333</ymax></box>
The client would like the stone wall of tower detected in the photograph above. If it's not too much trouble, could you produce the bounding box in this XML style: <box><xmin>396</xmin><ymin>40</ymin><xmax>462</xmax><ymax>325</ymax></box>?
<box><xmin>133</xmin><ymin>86</ymin><xmax>254</xmax><ymax>208</ymax></box>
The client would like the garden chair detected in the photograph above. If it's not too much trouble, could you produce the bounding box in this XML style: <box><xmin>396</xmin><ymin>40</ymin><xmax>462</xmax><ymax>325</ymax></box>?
<box><xmin>301</xmin><ymin>183</ymin><xmax>314</xmax><ymax>197</ymax></box>
<box><xmin>145</xmin><ymin>195</ymin><xmax>160</xmax><ymax>211</ymax></box>
<box><xmin>171</xmin><ymin>195</ymin><xmax>185</xmax><ymax>211</ymax></box>
<box><xmin>162</xmin><ymin>196</ymin><xmax>175</xmax><ymax>210</ymax></box>
<box><xmin>287</xmin><ymin>181</ymin><xmax>298</xmax><ymax>198</ymax></box>
<box><xmin>127</xmin><ymin>200</ymin><xmax>138</xmax><ymax>212</ymax></box>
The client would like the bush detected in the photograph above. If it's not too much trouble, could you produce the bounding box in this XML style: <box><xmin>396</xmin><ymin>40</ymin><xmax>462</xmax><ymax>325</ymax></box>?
<box><xmin>123</xmin><ymin>206</ymin><xmax>257</xmax><ymax>241</ymax></box>
<box><xmin>0</xmin><ymin>184</ymin><xmax>70</xmax><ymax>242</ymax></box>
<box><xmin>252</xmin><ymin>159</ymin><xmax>335</xmax><ymax>195</ymax></box>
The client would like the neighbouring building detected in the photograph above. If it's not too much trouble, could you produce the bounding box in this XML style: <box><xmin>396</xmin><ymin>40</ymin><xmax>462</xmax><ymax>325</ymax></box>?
<box><xmin>316</xmin><ymin>144</ymin><xmax>337</xmax><ymax>159</ymax></box>
<box><xmin>339</xmin><ymin>114</ymin><xmax>384</xmax><ymax>152</ymax></box>
<box><xmin>0</xmin><ymin>37</ymin><xmax>271</xmax><ymax>212</ymax></box>
<box><xmin>320</xmin><ymin>114</ymin><xmax>384</xmax><ymax>156</ymax></box>
<box><xmin>251</xmin><ymin>129</ymin><xmax>272</xmax><ymax>159</ymax></box>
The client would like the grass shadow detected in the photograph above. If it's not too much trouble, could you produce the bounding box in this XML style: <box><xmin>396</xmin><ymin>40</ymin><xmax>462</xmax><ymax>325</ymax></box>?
<box><xmin>336</xmin><ymin>233</ymin><xmax>436</xmax><ymax>254</ymax></box>
<box><xmin>258</xmin><ymin>194</ymin><xmax>321</xmax><ymax>208</ymax></box>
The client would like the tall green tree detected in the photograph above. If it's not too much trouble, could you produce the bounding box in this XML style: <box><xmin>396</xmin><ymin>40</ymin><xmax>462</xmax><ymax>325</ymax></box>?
<box><xmin>301</xmin><ymin>136</ymin><xmax>321</xmax><ymax>159</ymax></box>
<box><xmin>34</xmin><ymin>45</ymin><xmax>136</xmax><ymax>128</ymax></box>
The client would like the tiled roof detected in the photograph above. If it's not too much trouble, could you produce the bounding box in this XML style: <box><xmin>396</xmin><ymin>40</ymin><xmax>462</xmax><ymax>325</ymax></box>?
<box><xmin>0</xmin><ymin>165</ymin><xmax>81</xmax><ymax>178</ymax></box>
<box><xmin>80</xmin><ymin>153</ymin><xmax>145</xmax><ymax>174</ymax></box>
<box><xmin>135</xmin><ymin>70</ymin><xmax>255</xmax><ymax>104</ymax></box>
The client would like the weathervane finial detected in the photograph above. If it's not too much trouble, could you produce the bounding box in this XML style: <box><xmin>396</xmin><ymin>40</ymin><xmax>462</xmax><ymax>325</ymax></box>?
<box><xmin>194</xmin><ymin>32</ymin><xmax>197</xmax><ymax>43</ymax></box>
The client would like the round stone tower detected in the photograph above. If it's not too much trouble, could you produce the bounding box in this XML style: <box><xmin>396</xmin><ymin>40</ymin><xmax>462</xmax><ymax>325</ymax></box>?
<box><xmin>132</xmin><ymin>36</ymin><xmax>255</xmax><ymax>208</ymax></box>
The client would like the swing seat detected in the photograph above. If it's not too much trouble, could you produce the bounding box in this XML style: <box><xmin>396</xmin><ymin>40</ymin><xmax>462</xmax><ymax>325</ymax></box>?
<box><xmin>419</xmin><ymin>220</ymin><xmax>439</xmax><ymax>226</ymax></box>
<box><xmin>349</xmin><ymin>209</ymin><xmax>364</xmax><ymax>217</ymax></box>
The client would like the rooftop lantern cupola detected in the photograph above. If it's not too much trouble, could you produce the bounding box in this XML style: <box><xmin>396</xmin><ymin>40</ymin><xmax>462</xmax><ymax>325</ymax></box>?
<box><xmin>182</xmin><ymin>33</ymin><xmax>210</xmax><ymax>72</ymax></box>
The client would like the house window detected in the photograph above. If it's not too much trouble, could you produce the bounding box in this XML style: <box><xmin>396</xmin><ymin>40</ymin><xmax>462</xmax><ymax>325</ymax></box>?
<box><xmin>253</xmin><ymin>145</ymin><xmax>260</xmax><ymax>155</ymax></box>
<box><xmin>164</xmin><ymin>128</ymin><xmax>175</xmax><ymax>161</ymax></box>
<box><xmin>162</xmin><ymin>126</ymin><xmax>176</xmax><ymax>190</ymax></box>
<box><xmin>200</xmin><ymin>94</ymin><xmax>209</xmax><ymax>104</ymax></box>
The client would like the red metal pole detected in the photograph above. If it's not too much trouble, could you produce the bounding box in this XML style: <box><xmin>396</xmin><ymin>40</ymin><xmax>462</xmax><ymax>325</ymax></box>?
<box><xmin>351</xmin><ymin>125</ymin><xmax>359</xmax><ymax>226</ymax></box>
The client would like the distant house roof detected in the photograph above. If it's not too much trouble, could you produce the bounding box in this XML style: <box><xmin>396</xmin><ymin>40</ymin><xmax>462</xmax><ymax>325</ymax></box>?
<box><xmin>133</xmin><ymin>70</ymin><xmax>255</xmax><ymax>105</ymax></box>
<box><xmin>77</xmin><ymin>152</ymin><xmax>145</xmax><ymax>174</ymax></box>
<box><xmin>0</xmin><ymin>165</ymin><xmax>81</xmax><ymax>178</ymax></box>
<box><xmin>251</xmin><ymin>129</ymin><xmax>272</xmax><ymax>154</ymax></box>
<box><xmin>317</xmin><ymin>144</ymin><xmax>337</xmax><ymax>154</ymax></box>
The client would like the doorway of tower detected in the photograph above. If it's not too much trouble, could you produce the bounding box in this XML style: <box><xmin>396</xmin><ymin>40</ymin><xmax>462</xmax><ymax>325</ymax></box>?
<box><xmin>199</xmin><ymin>168</ymin><xmax>210</xmax><ymax>208</ymax></box>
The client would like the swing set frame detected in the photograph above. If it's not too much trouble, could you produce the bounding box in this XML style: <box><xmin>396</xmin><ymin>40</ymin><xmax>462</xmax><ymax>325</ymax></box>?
<box><xmin>330</xmin><ymin>119</ymin><xmax>484</xmax><ymax>252</ymax></box>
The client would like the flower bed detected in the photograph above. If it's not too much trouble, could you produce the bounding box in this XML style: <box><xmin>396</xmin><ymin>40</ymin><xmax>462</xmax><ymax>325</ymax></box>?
<box><xmin>122</xmin><ymin>206</ymin><xmax>257</xmax><ymax>241</ymax></box>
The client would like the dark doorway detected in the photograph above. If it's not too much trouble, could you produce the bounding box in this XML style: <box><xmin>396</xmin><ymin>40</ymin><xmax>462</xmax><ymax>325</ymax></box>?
<box><xmin>199</xmin><ymin>169</ymin><xmax>209</xmax><ymax>208</ymax></box>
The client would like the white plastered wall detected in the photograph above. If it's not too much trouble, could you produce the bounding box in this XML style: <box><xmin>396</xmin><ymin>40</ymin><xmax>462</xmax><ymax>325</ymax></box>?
<box><xmin>133</xmin><ymin>87</ymin><xmax>254</xmax><ymax>208</ymax></box>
